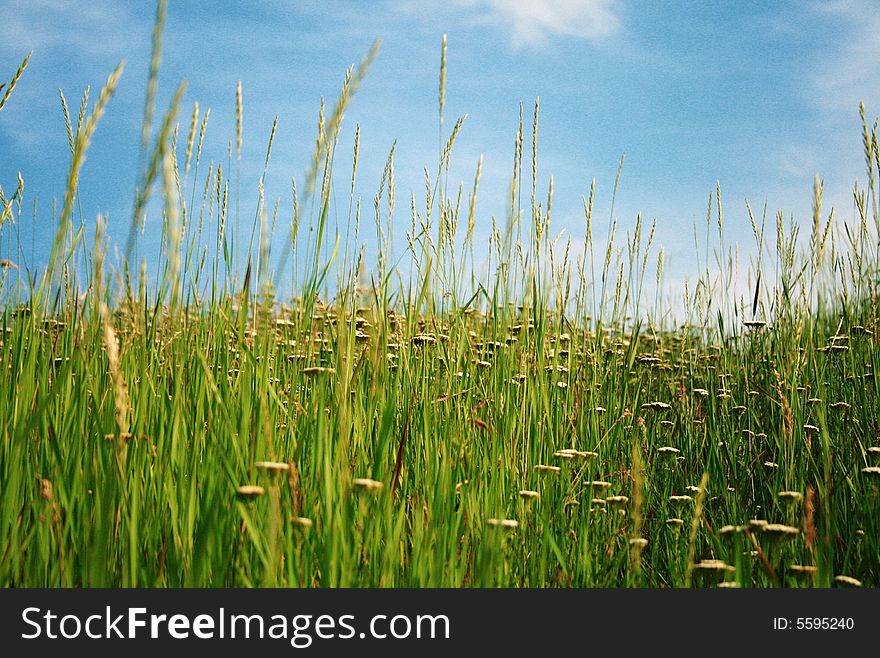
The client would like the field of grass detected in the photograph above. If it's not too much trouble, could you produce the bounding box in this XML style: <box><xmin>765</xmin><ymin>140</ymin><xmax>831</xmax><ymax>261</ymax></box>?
<box><xmin>1</xmin><ymin>6</ymin><xmax>879</xmax><ymax>588</ymax></box>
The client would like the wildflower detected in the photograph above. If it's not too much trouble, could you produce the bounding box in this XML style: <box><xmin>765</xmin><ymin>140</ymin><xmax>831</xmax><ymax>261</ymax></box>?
<box><xmin>254</xmin><ymin>461</ymin><xmax>290</xmax><ymax>474</ymax></box>
<box><xmin>762</xmin><ymin>523</ymin><xmax>800</xmax><ymax>537</ymax></box>
<box><xmin>629</xmin><ymin>538</ymin><xmax>648</xmax><ymax>549</ymax></box>
<box><xmin>777</xmin><ymin>491</ymin><xmax>803</xmax><ymax>502</ymax></box>
<box><xmin>861</xmin><ymin>466</ymin><xmax>880</xmax><ymax>477</ymax></box>
<box><xmin>535</xmin><ymin>465</ymin><xmax>562</xmax><ymax>475</ymax></box>
<box><xmin>236</xmin><ymin>485</ymin><xmax>265</xmax><ymax>498</ymax></box>
<box><xmin>694</xmin><ymin>559</ymin><xmax>735</xmax><ymax>572</ymax></box>
<box><xmin>518</xmin><ymin>490</ymin><xmax>540</xmax><ymax>500</ymax></box>
<box><xmin>834</xmin><ymin>575</ymin><xmax>862</xmax><ymax>587</ymax></box>
<box><xmin>352</xmin><ymin>478</ymin><xmax>384</xmax><ymax>492</ymax></box>
<box><xmin>302</xmin><ymin>366</ymin><xmax>335</xmax><ymax>377</ymax></box>
<box><xmin>666</xmin><ymin>518</ymin><xmax>684</xmax><ymax>527</ymax></box>
<box><xmin>641</xmin><ymin>401</ymin><xmax>672</xmax><ymax>411</ymax></box>
<box><xmin>486</xmin><ymin>518</ymin><xmax>519</xmax><ymax>529</ymax></box>
<box><xmin>587</xmin><ymin>480</ymin><xmax>612</xmax><ymax>490</ymax></box>
<box><xmin>657</xmin><ymin>446</ymin><xmax>680</xmax><ymax>455</ymax></box>
<box><xmin>554</xmin><ymin>449</ymin><xmax>597</xmax><ymax>460</ymax></box>
<box><xmin>789</xmin><ymin>565</ymin><xmax>816</xmax><ymax>575</ymax></box>
<box><xmin>291</xmin><ymin>517</ymin><xmax>313</xmax><ymax>528</ymax></box>
<box><xmin>669</xmin><ymin>495</ymin><xmax>693</xmax><ymax>503</ymax></box>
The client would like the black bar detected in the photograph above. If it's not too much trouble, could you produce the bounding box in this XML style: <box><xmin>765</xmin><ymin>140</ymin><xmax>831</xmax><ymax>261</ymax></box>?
<box><xmin>0</xmin><ymin>588</ymin><xmax>875</xmax><ymax>655</ymax></box>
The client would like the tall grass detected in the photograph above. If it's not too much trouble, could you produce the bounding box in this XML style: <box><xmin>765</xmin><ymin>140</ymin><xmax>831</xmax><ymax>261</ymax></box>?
<box><xmin>0</xmin><ymin>8</ymin><xmax>878</xmax><ymax>588</ymax></box>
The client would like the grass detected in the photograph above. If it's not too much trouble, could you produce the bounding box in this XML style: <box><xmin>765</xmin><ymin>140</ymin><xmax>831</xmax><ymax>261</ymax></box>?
<box><xmin>1</xmin><ymin>4</ymin><xmax>879</xmax><ymax>588</ymax></box>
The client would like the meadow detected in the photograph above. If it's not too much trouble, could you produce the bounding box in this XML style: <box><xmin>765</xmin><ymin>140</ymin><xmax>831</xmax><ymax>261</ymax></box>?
<box><xmin>1</xmin><ymin>7</ymin><xmax>878</xmax><ymax>588</ymax></box>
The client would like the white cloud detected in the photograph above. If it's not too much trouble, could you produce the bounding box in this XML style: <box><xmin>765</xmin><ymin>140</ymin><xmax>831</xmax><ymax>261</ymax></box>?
<box><xmin>391</xmin><ymin>0</ymin><xmax>621</xmax><ymax>48</ymax></box>
<box><xmin>461</xmin><ymin>0</ymin><xmax>621</xmax><ymax>46</ymax></box>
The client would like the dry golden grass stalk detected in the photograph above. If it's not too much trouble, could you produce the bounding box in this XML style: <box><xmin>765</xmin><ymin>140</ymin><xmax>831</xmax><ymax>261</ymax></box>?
<box><xmin>98</xmin><ymin>294</ymin><xmax>130</xmax><ymax>437</ymax></box>
<box><xmin>684</xmin><ymin>472</ymin><xmax>710</xmax><ymax>586</ymax></box>
<box><xmin>0</xmin><ymin>51</ymin><xmax>31</xmax><ymax>113</ymax></box>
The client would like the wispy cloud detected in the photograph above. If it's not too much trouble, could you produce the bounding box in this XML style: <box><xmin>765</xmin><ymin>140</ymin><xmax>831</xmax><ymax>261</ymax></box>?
<box><xmin>0</xmin><ymin>0</ymin><xmax>143</xmax><ymax>59</ymax></box>
<box><xmin>464</xmin><ymin>0</ymin><xmax>621</xmax><ymax>46</ymax></box>
<box><xmin>810</xmin><ymin>0</ymin><xmax>880</xmax><ymax>116</ymax></box>
<box><xmin>392</xmin><ymin>0</ymin><xmax>621</xmax><ymax>48</ymax></box>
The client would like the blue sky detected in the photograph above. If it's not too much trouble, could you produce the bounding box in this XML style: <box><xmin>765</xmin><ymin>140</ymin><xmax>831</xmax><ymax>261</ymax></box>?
<box><xmin>1</xmin><ymin>0</ymin><xmax>878</xmax><ymax>311</ymax></box>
